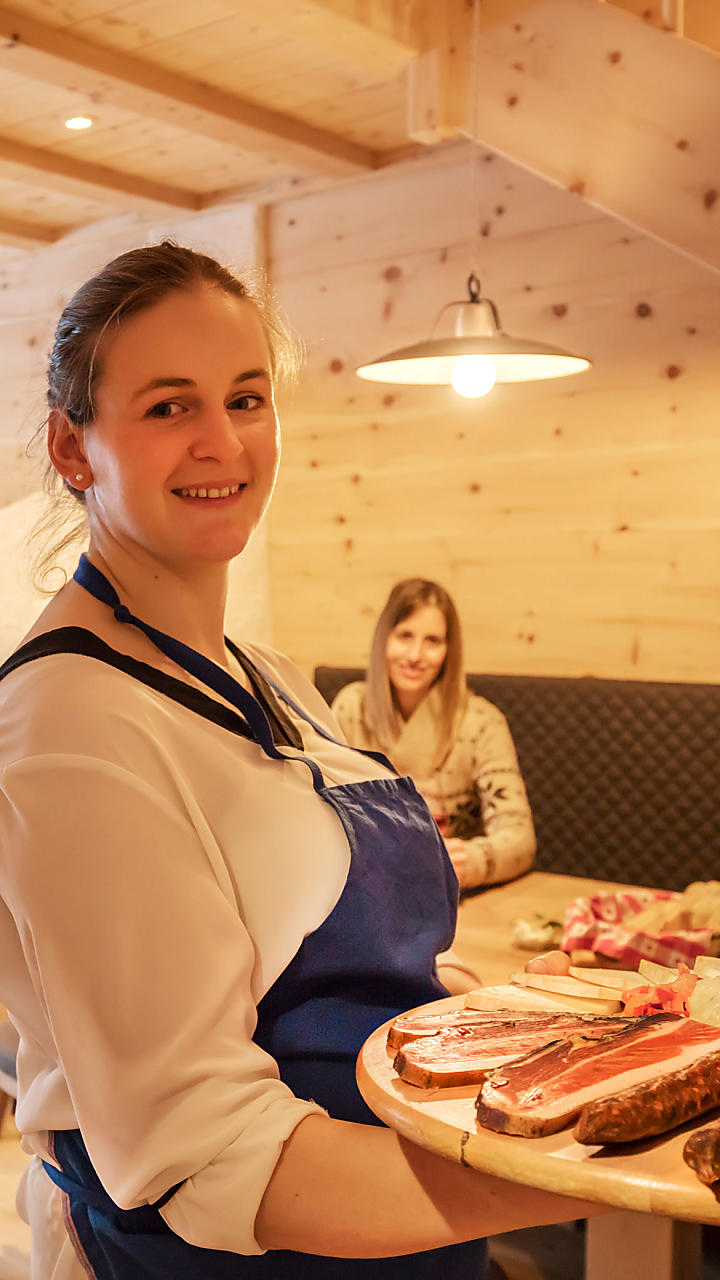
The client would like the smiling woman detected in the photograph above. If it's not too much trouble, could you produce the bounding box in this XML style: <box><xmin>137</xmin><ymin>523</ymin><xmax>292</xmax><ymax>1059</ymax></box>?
<box><xmin>47</xmin><ymin>285</ymin><xmax>281</xmax><ymax>591</ymax></box>
<box><xmin>332</xmin><ymin>579</ymin><xmax>536</xmax><ymax>890</ymax></box>
<box><xmin>0</xmin><ymin>242</ymin><xmax>599</xmax><ymax>1280</ymax></box>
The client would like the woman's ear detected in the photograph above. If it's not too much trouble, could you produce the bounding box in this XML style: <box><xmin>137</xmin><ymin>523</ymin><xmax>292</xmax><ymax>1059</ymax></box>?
<box><xmin>48</xmin><ymin>409</ymin><xmax>91</xmax><ymax>490</ymax></box>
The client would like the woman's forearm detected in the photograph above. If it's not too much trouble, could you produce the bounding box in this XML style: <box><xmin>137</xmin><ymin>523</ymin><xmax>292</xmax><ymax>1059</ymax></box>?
<box><xmin>255</xmin><ymin>1113</ymin><xmax>604</xmax><ymax>1257</ymax></box>
<box><xmin>463</xmin><ymin>828</ymin><xmax>536</xmax><ymax>888</ymax></box>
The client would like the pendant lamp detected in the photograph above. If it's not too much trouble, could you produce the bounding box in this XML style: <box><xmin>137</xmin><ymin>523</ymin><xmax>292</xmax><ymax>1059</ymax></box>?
<box><xmin>356</xmin><ymin>2</ymin><xmax>591</xmax><ymax>399</ymax></box>
<box><xmin>357</xmin><ymin>273</ymin><xmax>591</xmax><ymax>398</ymax></box>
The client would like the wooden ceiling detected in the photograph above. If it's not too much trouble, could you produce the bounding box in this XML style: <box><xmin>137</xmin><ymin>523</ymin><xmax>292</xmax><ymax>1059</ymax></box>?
<box><xmin>0</xmin><ymin>0</ymin><xmax>718</xmax><ymax>262</ymax></box>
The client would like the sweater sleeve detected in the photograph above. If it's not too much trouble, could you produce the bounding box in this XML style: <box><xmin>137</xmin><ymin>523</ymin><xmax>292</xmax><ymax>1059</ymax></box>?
<box><xmin>0</xmin><ymin>746</ymin><xmax>324</xmax><ymax>1256</ymax></box>
<box><xmin>460</xmin><ymin>700</ymin><xmax>536</xmax><ymax>889</ymax></box>
<box><xmin>329</xmin><ymin>682</ymin><xmax>364</xmax><ymax>746</ymax></box>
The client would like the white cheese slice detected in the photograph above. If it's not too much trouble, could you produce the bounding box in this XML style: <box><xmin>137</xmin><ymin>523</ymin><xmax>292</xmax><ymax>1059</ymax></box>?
<box><xmin>513</xmin><ymin>972</ymin><xmax>624</xmax><ymax>1001</ymax></box>
<box><xmin>638</xmin><ymin>959</ymin><xmax>679</xmax><ymax>984</ymax></box>
<box><xmin>465</xmin><ymin>984</ymin><xmax>622</xmax><ymax>1015</ymax></box>
<box><xmin>568</xmin><ymin>966</ymin><xmax>642</xmax><ymax>990</ymax></box>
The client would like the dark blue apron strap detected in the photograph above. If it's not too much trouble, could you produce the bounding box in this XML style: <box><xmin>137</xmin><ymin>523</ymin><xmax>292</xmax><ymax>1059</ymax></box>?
<box><xmin>72</xmin><ymin>557</ymin><xmax>328</xmax><ymax>790</ymax></box>
<box><xmin>42</xmin><ymin>1159</ymin><xmax>179</xmax><ymax>1212</ymax></box>
<box><xmin>234</xmin><ymin>648</ymin><xmax>398</xmax><ymax>774</ymax></box>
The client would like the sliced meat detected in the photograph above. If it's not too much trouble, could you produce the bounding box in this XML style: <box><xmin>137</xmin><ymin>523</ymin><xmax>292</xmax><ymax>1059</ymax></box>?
<box><xmin>387</xmin><ymin>1008</ymin><xmax>536</xmax><ymax>1051</ymax></box>
<box><xmin>394</xmin><ymin>1014</ymin><xmax>628</xmax><ymax>1088</ymax></box>
<box><xmin>387</xmin><ymin>1006</ymin><xmax>624</xmax><ymax>1051</ymax></box>
<box><xmin>476</xmin><ymin>1014</ymin><xmax>720</xmax><ymax>1137</ymax></box>
<box><xmin>683</xmin><ymin>1118</ymin><xmax>720</xmax><ymax>1185</ymax></box>
<box><xmin>574</xmin><ymin>1051</ymin><xmax>720</xmax><ymax>1144</ymax></box>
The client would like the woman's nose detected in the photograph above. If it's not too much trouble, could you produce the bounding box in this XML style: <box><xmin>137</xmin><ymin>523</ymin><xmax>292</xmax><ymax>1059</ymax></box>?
<box><xmin>190</xmin><ymin>407</ymin><xmax>243</xmax><ymax>460</ymax></box>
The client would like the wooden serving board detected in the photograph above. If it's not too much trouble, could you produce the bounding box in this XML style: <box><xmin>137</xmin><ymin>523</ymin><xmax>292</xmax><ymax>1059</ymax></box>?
<box><xmin>356</xmin><ymin>997</ymin><xmax>720</xmax><ymax>1225</ymax></box>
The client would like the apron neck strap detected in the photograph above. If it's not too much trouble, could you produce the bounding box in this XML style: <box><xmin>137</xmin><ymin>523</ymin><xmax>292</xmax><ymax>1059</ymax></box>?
<box><xmin>72</xmin><ymin>555</ymin><xmax>306</xmax><ymax>773</ymax></box>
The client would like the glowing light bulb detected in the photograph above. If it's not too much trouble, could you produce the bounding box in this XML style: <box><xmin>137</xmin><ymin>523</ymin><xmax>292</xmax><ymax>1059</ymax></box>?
<box><xmin>65</xmin><ymin>116</ymin><xmax>93</xmax><ymax>130</ymax></box>
<box><xmin>450</xmin><ymin>355</ymin><xmax>497</xmax><ymax>398</ymax></box>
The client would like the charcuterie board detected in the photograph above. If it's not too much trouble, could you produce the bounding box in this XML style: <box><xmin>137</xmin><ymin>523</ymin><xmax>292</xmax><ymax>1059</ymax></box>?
<box><xmin>356</xmin><ymin>996</ymin><xmax>720</xmax><ymax>1224</ymax></box>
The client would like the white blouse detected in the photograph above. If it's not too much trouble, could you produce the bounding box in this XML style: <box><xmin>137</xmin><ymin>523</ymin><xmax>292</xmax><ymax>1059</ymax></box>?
<box><xmin>0</xmin><ymin>639</ymin><xmax>402</xmax><ymax>1274</ymax></box>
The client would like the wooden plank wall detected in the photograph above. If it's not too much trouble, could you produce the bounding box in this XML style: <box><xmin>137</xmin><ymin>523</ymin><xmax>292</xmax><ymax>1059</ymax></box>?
<box><xmin>267</xmin><ymin>145</ymin><xmax>720</xmax><ymax>683</ymax></box>
<box><xmin>0</xmin><ymin>142</ymin><xmax>717</xmax><ymax>684</ymax></box>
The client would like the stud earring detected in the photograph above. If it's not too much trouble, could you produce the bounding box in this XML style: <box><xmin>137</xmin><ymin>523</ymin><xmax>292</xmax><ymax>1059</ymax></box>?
<box><xmin>74</xmin><ymin>473</ymin><xmax>85</xmax><ymax>484</ymax></box>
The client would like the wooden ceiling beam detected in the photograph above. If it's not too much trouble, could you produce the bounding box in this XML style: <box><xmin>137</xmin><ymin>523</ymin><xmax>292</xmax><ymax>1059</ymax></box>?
<box><xmin>0</xmin><ymin>4</ymin><xmax>376</xmax><ymax>177</ymax></box>
<box><xmin>0</xmin><ymin>135</ymin><xmax>201</xmax><ymax>212</ymax></box>
<box><xmin>429</xmin><ymin>0</ymin><xmax>720</xmax><ymax>275</ymax></box>
<box><xmin>406</xmin><ymin>0</ymin><xmax>473</xmax><ymax>144</ymax></box>
<box><xmin>0</xmin><ymin>212</ymin><xmax>60</xmax><ymax>248</ymax></box>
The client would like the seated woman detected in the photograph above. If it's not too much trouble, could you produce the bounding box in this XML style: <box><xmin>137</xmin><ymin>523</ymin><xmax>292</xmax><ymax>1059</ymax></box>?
<box><xmin>332</xmin><ymin>578</ymin><xmax>536</xmax><ymax>890</ymax></box>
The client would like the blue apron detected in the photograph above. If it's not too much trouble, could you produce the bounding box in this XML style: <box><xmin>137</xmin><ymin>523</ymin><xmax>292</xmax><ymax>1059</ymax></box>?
<box><xmin>37</xmin><ymin>556</ymin><xmax>488</xmax><ymax>1279</ymax></box>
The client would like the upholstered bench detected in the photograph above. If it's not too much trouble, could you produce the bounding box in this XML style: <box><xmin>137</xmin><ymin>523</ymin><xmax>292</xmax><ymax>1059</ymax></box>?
<box><xmin>314</xmin><ymin>666</ymin><xmax>720</xmax><ymax>892</ymax></box>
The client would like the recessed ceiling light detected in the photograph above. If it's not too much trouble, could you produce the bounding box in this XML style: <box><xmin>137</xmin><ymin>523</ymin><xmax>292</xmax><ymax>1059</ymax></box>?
<box><xmin>64</xmin><ymin>116</ymin><xmax>93</xmax><ymax>130</ymax></box>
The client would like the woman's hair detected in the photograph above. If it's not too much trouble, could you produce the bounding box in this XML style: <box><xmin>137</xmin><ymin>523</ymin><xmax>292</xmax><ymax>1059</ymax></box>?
<box><xmin>29</xmin><ymin>239</ymin><xmax>299</xmax><ymax>590</ymax></box>
<box><xmin>364</xmin><ymin>578</ymin><xmax>466</xmax><ymax>764</ymax></box>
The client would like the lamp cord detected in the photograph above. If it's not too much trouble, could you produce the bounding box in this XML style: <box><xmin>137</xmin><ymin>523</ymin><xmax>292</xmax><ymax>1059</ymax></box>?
<box><xmin>470</xmin><ymin>0</ymin><xmax>484</xmax><ymax>287</ymax></box>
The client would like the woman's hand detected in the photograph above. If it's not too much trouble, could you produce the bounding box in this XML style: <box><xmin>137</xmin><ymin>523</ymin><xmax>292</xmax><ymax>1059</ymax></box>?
<box><xmin>444</xmin><ymin>837</ymin><xmax>468</xmax><ymax>887</ymax></box>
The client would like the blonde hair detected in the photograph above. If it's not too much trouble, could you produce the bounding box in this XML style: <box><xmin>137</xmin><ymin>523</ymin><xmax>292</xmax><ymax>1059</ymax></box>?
<box><xmin>28</xmin><ymin>239</ymin><xmax>299</xmax><ymax>591</ymax></box>
<box><xmin>364</xmin><ymin>579</ymin><xmax>466</xmax><ymax>766</ymax></box>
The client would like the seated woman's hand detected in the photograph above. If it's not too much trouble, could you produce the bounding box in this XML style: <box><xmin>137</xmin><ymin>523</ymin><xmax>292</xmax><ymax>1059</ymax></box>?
<box><xmin>524</xmin><ymin>950</ymin><xmax>571</xmax><ymax>976</ymax></box>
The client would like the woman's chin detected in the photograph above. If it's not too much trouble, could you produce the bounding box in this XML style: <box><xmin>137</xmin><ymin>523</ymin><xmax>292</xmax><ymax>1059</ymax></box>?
<box><xmin>183</xmin><ymin>529</ymin><xmax>257</xmax><ymax>564</ymax></box>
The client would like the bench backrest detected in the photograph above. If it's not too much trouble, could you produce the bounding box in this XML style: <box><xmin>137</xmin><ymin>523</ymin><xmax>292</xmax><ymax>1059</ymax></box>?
<box><xmin>314</xmin><ymin>665</ymin><xmax>720</xmax><ymax>891</ymax></box>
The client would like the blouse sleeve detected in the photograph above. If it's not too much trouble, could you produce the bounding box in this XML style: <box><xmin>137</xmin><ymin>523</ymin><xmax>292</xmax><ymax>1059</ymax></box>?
<box><xmin>0</xmin><ymin>744</ymin><xmax>324</xmax><ymax>1256</ymax></box>
<box><xmin>461</xmin><ymin>699</ymin><xmax>536</xmax><ymax>888</ymax></box>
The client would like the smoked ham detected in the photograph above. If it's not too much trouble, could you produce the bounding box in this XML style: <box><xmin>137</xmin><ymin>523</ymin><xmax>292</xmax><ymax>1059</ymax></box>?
<box><xmin>394</xmin><ymin>1012</ymin><xmax>629</xmax><ymax>1088</ymax></box>
<box><xmin>476</xmin><ymin>1014</ymin><xmax>720</xmax><ymax>1137</ymax></box>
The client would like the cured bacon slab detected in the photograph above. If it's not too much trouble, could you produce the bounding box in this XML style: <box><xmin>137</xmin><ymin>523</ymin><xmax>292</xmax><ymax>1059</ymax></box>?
<box><xmin>476</xmin><ymin>1014</ymin><xmax>720</xmax><ymax>1137</ymax></box>
<box><xmin>574</xmin><ymin>1048</ymin><xmax>720</xmax><ymax>1144</ymax></box>
<box><xmin>386</xmin><ymin>1008</ymin><xmax>545</xmax><ymax>1051</ymax></box>
<box><xmin>387</xmin><ymin>1006</ymin><xmax>625</xmax><ymax>1052</ymax></box>
<box><xmin>393</xmin><ymin>1013</ymin><xmax>628</xmax><ymax>1088</ymax></box>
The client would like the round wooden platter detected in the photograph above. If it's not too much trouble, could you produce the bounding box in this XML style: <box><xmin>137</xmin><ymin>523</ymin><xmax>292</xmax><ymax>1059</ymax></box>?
<box><xmin>356</xmin><ymin>997</ymin><xmax>720</xmax><ymax>1224</ymax></box>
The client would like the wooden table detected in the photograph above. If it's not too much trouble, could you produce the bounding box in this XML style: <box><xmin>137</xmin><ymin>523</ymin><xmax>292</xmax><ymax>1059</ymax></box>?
<box><xmin>358</xmin><ymin>871</ymin><xmax>717</xmax><ymax>1280</ymax></box>
<box><xmin>452</xmin><ymin>869</ymin><xmax>644</xmax><ymax>987</ymax></box>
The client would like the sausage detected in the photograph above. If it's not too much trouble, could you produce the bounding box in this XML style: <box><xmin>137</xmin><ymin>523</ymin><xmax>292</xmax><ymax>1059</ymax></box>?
<box><xmin>574</xmin><ymin>1048</ymin><xmax>720</xmax><ymax>1144</ymax></box>
<box><xmin>683</xmin><ymin>1119</ymin><xmax>720</xmax><ymax>1185</ymax></box>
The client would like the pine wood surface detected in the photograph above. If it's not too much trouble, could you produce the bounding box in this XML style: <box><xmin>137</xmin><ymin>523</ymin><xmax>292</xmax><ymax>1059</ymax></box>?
<box><xmin>0</xmin><ymin>0</ymin><xmax>717</xmax><ymax>253</ymax></box>
<box><xmin>0</xmin><ymin>140</ymin><xmax>719</xmax><ymax>687</ymax></box>
<box><xmin>265</xmin><ymin>146</ymin><xmax>720</xmax><ymax>685</ymax></box>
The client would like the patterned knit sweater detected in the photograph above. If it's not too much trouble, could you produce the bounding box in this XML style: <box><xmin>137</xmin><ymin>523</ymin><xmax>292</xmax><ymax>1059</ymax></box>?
<box><xmin>331</xmin><ymin>681</ymin><xmax>536</xmax><ymax>889</ymax></box>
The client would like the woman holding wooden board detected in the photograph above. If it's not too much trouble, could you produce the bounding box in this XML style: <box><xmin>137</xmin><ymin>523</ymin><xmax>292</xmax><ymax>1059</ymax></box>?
<box><xmin>0</xmin><ymin>242</ymin><xmax>603</xmax><ymax>1280</ymax></box>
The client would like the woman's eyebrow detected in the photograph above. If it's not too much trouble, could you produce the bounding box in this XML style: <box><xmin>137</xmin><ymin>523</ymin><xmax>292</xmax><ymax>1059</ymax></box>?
<box><xmin>131</xmin><ymin>368</ymin><xmax>270</xmax><ymax>402</ymax></box>
<box><xmin>131</xmin><ymin>376</ymin><xmax>193</xmax><ymax>401</ymax></box>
